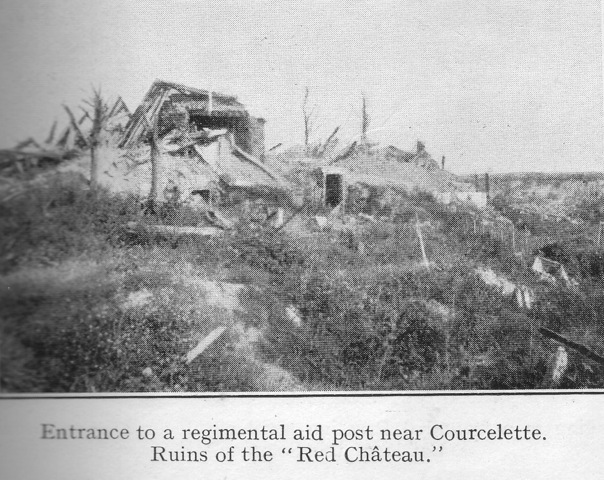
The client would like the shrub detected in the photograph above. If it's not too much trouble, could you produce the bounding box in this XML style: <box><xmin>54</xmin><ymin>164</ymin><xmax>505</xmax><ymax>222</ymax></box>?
<box><xmin>258</xmin><ymin>267</ymin><xmax>451</xmax><ymax>390</ymax></box>
<box><xmin>0</xmin><ymin>174</ymin><xmax>141</xmax><ymax>271</ymax></box>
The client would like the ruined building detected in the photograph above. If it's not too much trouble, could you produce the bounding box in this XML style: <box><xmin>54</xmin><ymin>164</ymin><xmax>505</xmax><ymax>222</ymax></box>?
<box><xmin>110</xmin><ymin>80</ymin><xmax>280</xmax><ymax>203</ymax></box>
<box><xmin>119</xmin><ymin>80</ymin><xmax>266</xmax><ymax>160</ymax></box>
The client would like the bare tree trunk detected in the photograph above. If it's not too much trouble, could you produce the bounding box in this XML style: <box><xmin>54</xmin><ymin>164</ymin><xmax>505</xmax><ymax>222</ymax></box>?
<box><xmin>149</xmin><ymin>133</ymin><xmax>160</xmax><ymax>204</ymax></box>
<box><xmin>303</xmin><ymin>87</ymin><xmax>311</xmax><ymax>150</ymax></box>
<box><xmin>90</xmin><ymin>145</ymin><xmax>99</xmax><ymax>192</ymax></box>
<box><xmin>146</xmin><ymin>112</ymin><xmax>162</xmax><ymax>215</ymax></box>
<box><xmin>361</xmin><ymin>93</ymin><xmax>369</xmax><ymax>144</ymax></box>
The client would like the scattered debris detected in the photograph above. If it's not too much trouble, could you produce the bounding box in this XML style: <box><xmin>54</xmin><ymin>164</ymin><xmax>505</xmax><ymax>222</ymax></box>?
<box><xmin>475</xmin><ymin>267</ymin><xmax>517</xmax><ymax>296</ymax></box>
<box><xmin>379</xmin><ymin>141</ymin><xmax>440</xmax><ymax>170</ymax></box>
<box><xmin>286</xmin><ymin>306</ymin><xmax>303</xmax><ymax>327</ymax></box>
<box><xmin>545</xmin><ymin>346</ymin><xmax>569</xmax><ymax>387</ymax></box>
<box><xmin>475</xmin><ymin>267</ymin><xmax>536</xmax><ymax>309</ymax></box>
<box><xmin>312</xmin><ymin>215</ymin><xmax>328</xmax><ymax>229</ymax></box>
<box><xmin>204</xmin><ymin>209</ymin><xmax>235</xmax><ymax>230</ymax></box>
<box><xmin>434</xmin><ymin>190</ymin><xmax>488</xmax><ymax>209</ymax></box>
<box><xmin>268</xmin><ymin>207</ymin><xmax>285</xmax><ymax>228</ymax></box>
<box><xmin>532</xmin><ymin>256</ymin><xmax>576</xmax><ymax>286</ymax></box>
<box><xmin>122</xmin><ymin>288</ymin><xmax>153</xmax><ymax>310</ymax></box>
<box><xmin>515</xmin><ymin>285</ymin><xmax>535</xmax><ymax>310</ymax></box>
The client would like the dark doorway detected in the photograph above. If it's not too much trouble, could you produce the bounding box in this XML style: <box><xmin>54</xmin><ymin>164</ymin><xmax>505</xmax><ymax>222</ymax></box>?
<box><xmin>325</xmin><ymin>173</ymin><xmax>343</xmax><ymax>207</ymax></box>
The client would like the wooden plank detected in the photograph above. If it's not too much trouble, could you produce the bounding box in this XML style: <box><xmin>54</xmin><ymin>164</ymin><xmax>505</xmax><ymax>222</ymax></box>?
<box><xmin>126</xmin><ymin>222</ymin><xmax>223</xmax><ymax>237</ymax></box>
<box><xmin>415</xmin><ymin>214</ymin><xmax>430</xmax><ymax>269</ymax></box>
<box><xmin>185</xmin><ymin>326</ymin><xmax>228</xmax><ymax>364</ymax></box>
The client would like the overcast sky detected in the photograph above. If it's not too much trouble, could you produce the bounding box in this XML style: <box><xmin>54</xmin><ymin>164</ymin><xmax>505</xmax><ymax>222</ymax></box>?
<box><xmin>0</xmin><ymin>0</ymin><xmax>602</xmax><ymax>173</ymax></box>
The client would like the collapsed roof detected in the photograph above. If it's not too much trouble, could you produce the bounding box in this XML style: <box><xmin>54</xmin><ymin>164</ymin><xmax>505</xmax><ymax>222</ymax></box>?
<box><xmin>119</xmin><ymin>79</ymin><xmax>261</xmax><ymax>151</ymax></box>
<box><xmin>106</xmin><ymin>79</ymin><xmax>279</xmax><ymax>198</ymax></box>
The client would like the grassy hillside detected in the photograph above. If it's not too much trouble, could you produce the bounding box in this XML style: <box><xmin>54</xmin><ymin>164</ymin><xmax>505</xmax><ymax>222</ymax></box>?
<box><xmin>2</xmin><ymin>173</ymin><xmax>604</xmax><ymax>392</ymax></box>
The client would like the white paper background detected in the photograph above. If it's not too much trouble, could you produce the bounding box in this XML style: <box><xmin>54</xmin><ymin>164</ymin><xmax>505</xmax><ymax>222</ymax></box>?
<box><xmin>1</xmin><ymin>393</ymin><xmax>602</xmax><ymax>479</ymax></box>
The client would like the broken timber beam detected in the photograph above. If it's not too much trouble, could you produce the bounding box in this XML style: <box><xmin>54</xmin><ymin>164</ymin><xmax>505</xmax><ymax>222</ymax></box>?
<box><xmin>126</xmin><ymin>222</ymin><xmax>223</xmax><ymax>237</ymax></box>
<box><xmin>539</xmin><ymin>327</ymin><xmax>604</xmax><ymax>366</ymax></box>
<box><xmin>330</xmin><ymin>141</ymin><xmax>357</xmax><ymax>164</ymax></box>
<box><xmin>318</xmin><ymin>126</ymin><xmax>340</xmax><ymax>156</ymax></box>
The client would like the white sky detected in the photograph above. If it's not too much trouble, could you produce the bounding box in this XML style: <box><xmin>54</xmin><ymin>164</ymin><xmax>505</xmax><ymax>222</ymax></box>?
<box><xmin>0</xmin><ymin>0</ymin><xmax>602</xmax><ymax>173</ymax></box>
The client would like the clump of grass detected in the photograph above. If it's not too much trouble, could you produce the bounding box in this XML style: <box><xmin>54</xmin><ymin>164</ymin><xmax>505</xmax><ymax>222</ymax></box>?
<box><xmin>0</xmin><ymin>174</ymin><xmax>142</xmax><ymax>272</ymax></box>
<box><xmin>5</xmin><ymin>169</ymin><xmax>604</xmax><ymax>392</ymax></box>
<box><xmin>250</xmin><ymin>257</ymin><xmax>573</xmax><ymax>390</ymax></box>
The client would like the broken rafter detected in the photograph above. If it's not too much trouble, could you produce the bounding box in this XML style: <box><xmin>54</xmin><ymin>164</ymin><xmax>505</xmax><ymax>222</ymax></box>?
<box><xmin>45</xmin><ymin>121</ymin><xmax>58</xmax><ymax>144</ymax></box>
<box><xmin>63</xmin><ymin>105</ymin><xmax>88</xmax><ymax>146</ymax></box>
<box><xmin>14</xmin><ymin>137</ymin><xmax>42</xmax><ymax>151</ymax></box>
<box><xmin>318</xmin><ymin>126</ymin><xmax>340</xmax><ymax>157</ymax></box>
<box><xmin>539</xmin><ymin>327</ymin><xmax>604</xmax><ymax>367</ymax></box>
<box><xmin>330</xmin><ymin>141</ymin><xmax>357</xmax><ymax>164</ymax></box>
<box><xmin>108</xmin><ymin>96</ymin><xmax>130</xmax><ymax>117</ymax></box>
<box><xmin>119</xmin><ymin>83</ymin><xmax>165</xmax><ymax>147</ymax></box>
<box><xmin>55</xmin><ymin>127</ymin><xmax>71</xmax><ymax>148</ymax></box>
